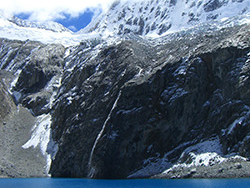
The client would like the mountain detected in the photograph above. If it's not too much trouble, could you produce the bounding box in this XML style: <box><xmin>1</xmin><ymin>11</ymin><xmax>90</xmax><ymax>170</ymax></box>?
<box><xmin>0</xmin><ymin>14</ymin><xmax>100</xmax><ymax>46</ymax></box>
<box><xmin>0</xmin><ymin>0</ymin><xmax>250</xmax><ymax>179</ymax></box>
<box><xmin>81</xmin><ymin>0</ymin><xmax>250</xmax><ymax>36</ymax></box>
<box><xmin>7</xmin><ymin>16</ymin><xmax>71</xmax><ymax>33</ymax></box>
<box><xmin>50</xmin><ymin>22</ymin><xmax>250</xmax><ymax>179</ymax></box>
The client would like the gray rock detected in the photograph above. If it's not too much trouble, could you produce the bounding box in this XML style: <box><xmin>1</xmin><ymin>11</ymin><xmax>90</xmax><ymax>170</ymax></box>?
<box><xmin>203</xmin><ymin>0</ymin><xmax>229</xmax><ymax>12</ymax></box>
<box><xmin>190</xmin><ymin>168</ymin><xmax>197</xmax><ymax>174</ymax></box>
<box><xmin>49</xmin><ymin>23</ymin><xmax>250</xmax><ymax>179</ymax></box>
<box><xmin>235</xmin><ymin>163</ymin><xmax>242</xmax><ymax>169</ymax></box>
<box><xmin>0</xmin><ymin>79</ymin><xmax>47</xmax><ymax>178</ymax></box>
<box><xmin>218</xmin><ymin>168</ymin><xmax>224</xmax><ymax>173</ymax></box>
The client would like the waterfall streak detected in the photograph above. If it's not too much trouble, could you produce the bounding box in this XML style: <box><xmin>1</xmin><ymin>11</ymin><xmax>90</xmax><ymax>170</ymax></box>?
<box><xmin>88</xmin><ymin>90</ymin><xmax>122</xmax><ymax>178</ymax></box>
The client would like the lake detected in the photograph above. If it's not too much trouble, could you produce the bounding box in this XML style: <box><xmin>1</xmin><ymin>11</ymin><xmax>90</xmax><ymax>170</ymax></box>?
<box><xmin>1</xmin><ymin>178</ymin><xmax>250</xmax><ymax>188</ymax></box>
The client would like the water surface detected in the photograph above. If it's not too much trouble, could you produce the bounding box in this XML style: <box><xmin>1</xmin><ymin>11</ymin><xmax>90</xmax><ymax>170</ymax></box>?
<box><xmin>1</xmin><ymin>178</ymin><xmax>250</xmax><ymax>188</ymax></box>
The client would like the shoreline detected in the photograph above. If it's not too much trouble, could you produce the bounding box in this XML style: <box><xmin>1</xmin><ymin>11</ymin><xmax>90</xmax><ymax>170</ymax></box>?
<box><xmin>152</xmin><ymin>160</ymin><xmax>250</xmax><ymax>179</ymax></box>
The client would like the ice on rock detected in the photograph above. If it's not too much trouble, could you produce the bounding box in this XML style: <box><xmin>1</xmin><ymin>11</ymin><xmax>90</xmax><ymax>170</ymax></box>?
<box><xmin>22</xmin><ymin>114</ymin><xmax>58</xmax><ymax>175</ymax></box>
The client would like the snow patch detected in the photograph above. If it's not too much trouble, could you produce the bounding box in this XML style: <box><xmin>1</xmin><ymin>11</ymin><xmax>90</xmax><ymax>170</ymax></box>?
<box><xmin>44</xmin><ymin>75</ymin><xmax>62</xmax><ymax>109</ymax></box>
<box><xmin>128</xmin><ymin>137</ymin><xmax>224</xmax><ymax>178</ymax></box>
<box><xmin>12</xmin><ymin>91</ymin><xmax>22</xmax><ymax>103</ymax></box>
<box><xmin>191</xmin><ymin>152</ymin><xmax>225</xmax><ymax>167</ymax></box>
<box><xmin>10</xmin><ymin>70</ymin><xmax>21</xmax><ymax>89</ymax></box>
<box><xmin>162</xmin><ymin>137</ymin><xmax>248</xmax><ymax>174</ymax></box>
<box><xmin>8</xmin><ymin>70</ymin><xmax>22</xmax><ymax>103</ymax></box>
<box><xmin>22</xmin><ymin>114</ymin><xmax>58</xmax><ymax>175</ymax></box>
<box><xmin>67</xmin><ymin>96</ymin><xmax>74</xmax><ymax>105</ymax></box>
<box><xmin>163</xmin><ymin>152</ymin><xmax>226</xmax><ymax>174</ymax></box>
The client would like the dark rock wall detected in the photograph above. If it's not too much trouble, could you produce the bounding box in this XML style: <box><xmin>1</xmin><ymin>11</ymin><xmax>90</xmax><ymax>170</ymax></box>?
<box><xmin>0</xmin><ymin>38</ymin><xmax>65</xmax><ymax>115</ymax></box>
<box><xmin>50</xmin><ymin>24</ymin><xmax>250</xmax><ymax>178</ymax></box>
<box><xmin>0</xmin><ymin>23</ymin><xmax>249</xmax><ymax>179</ymax></box>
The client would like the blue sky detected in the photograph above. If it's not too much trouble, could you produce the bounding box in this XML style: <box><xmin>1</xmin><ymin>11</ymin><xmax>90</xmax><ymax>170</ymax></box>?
<box><xmin>17</xmin><ymin>10</ymin><xmax>95</xmax><ymax>32</ymax></box>
<box><xmin>55</xmin><ymin>10</ymin><xmax>95</xmax><ymax>32</ymax></box>
<box><xmin>56</xmin><ymin>12</ymin><xmax>94</xmax><ymax>32</ymax></box>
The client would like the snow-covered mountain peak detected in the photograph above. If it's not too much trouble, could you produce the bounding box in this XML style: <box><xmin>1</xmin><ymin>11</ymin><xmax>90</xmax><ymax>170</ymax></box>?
<box><xmin>81</xmin><ymin>0</ymin><xmax>250</xmax><ymax>36</ymax></box>
<box><xmin>7</xmin><ymin>16</ymin><xmax>71</xmax><ymax>33</ymax></box>
<box><xmin>0</xmin><ymin>15</ymin><xmax>101</xmax><ymax>47</ymax></box>
<box><xmin>0</xmin><ymin>12</ymin><xmax>71</xmax><ymax>33</ymax></box>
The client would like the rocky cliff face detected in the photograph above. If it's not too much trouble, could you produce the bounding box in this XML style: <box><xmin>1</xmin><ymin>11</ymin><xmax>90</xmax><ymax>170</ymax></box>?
<box><xmin>0</xmin><ymin>38</ymin><xmax>64</xmax><ymax>177</ymax></box>
<box><xmin>0</xmin><ymin>1</ymin><xmax>250</xmax><ymax>179</ymax></box>
<box><xmin>48</xmin><ymin>22</ymin><xmax>250</xmax><ymax>178</ymax></box>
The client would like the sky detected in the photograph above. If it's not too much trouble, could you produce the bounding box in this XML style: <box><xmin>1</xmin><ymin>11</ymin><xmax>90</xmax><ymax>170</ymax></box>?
<box><xmin>0</xmin><ymin>0</ymin><xmax>117</xmax><ymax>32</ymax></box>
<box><xmin>55</xmin><ymin>11</ymin><xmax>95</xmax><ymax>32</ymax></box>
<box><xmin>16</xmin><ymin>10</ymin><xmax>96</xmax><ymax>32</ymax></box>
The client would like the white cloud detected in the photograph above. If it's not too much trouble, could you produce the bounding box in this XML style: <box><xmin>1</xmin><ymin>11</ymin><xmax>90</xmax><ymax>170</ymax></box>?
<box><xmin>0</xmin><ymin>0</ymin><xmax>120</xmax><ymax>22</ymax></box>
<box><xmin>68</xmin><ymin>25</ymin><xmax>77</xmax><ymax>32</ymax></box>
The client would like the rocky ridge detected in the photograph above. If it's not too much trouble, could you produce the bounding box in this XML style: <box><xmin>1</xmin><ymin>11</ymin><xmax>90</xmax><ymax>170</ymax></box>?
<box><xmin>82</xmin><ymin>0</ymin><xmax>250</xmax><ymax>36</ymax></box>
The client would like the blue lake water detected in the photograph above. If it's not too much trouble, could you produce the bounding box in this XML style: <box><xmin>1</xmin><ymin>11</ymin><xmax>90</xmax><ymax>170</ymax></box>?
<box><xmin>1</xmin><ymin>178</ymin><xmax>250</xmax><ymax>188</ymax></box>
